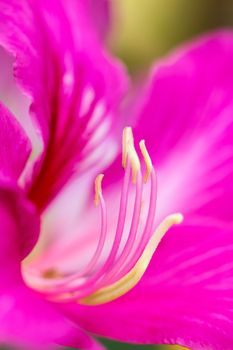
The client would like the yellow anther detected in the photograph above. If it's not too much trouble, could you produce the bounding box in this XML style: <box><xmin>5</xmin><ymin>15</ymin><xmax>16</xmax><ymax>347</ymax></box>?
<box><xmin>122</xmin><ymin>127</ymin><xmax>140</xmax><ymax>184</ymax></box>
<box><xmin>94</xmin><ymin>174</ymin><xmax>104</xmax><ymax>206</ymax></box>
<box><xmin>80</xmin><ymin>213</ymin><xmax>183</xmax><ymax>305</ymax></box>
<box><xmin>122</xmin><ymin>127</ymin><xmax>134</xmax><ymax>168</ymax></box>
<box><xmin>128</xmin><ymin>143</ymin><xmax>141</xmax><ymax>184</ymax></box>
<box><xmin>139</xmin><ymin>140</ymin><xmax>152</xmax><ymax>183</ymax></box>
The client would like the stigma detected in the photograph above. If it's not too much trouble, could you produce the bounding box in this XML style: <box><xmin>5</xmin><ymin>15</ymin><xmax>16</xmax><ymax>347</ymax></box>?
<box><xmin>25</xmin><ymin>127</ymin><xmax>183</xmax><ymax>305</ymax></box>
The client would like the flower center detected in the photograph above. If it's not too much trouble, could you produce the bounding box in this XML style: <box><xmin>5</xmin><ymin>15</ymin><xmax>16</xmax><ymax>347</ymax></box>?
<box><xmin>24</xmin><ymin>127</ymin><xmax>183</xmax><ymax>305</ymax></box>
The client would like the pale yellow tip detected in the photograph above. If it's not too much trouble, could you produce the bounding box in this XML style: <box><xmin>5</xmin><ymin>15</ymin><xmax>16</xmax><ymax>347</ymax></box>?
<box><xmin>122</xmin><ymin>127</ymin><xmax>140</xmax><ymax>184</ymax></box>
<box><xmin>139</xmin><ymin>139</ymin><xmax>152</xmax><ymax>183</ymax></box>
<box><xmin>122</xmin><ymin>127</ymin><xmax>133</xmax><ymax>168</ymax></box>
<box><xmin>172</xmin><ymin>213</ymin><xmax>184</xmax><ymax>224</ymax></box>
<box><xmin>94</xmin><ymin>174</ymin><xmax>104</xmax><ymax>206</ymax></box>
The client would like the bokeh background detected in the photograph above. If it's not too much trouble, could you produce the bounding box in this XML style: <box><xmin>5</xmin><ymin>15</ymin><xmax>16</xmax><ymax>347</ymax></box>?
<box><xmin>92</xmin><ymin>0</ymin><xmax>233</xmax><ymax>349</ymax></box>
<box><xmin>110</xmin><ymin>0</ymin><xmax>233</xmax><ymax>74</ymax></box>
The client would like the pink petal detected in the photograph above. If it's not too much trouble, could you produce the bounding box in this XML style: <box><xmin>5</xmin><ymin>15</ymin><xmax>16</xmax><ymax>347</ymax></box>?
<box><xmin>0</xmin><ymin>0</ymin><xmax>128</xmax><ymax>210</ymax></box>
<box><xmin>80</xmin><ymin>0</ymin><xmax>110</xmax><ymax>40</ymax></box>
<box><xmin>130</xmin><ymin>31</ymin><xmax>233</xmax><ymax>223</ymax></box>
<box><xmin>0</xmin><ymin>285</ymin><xmax>105</xmax><ymax>350</ymax></box>
<box><xmin>0</xmin><ymin>185</ymin><xmax>103</xmax><ymax>350</ymax></box>
<box><xmin>0</xmin><ymin>183</ymin><xmax>40</xmax><ymax>267</ymax></box>
<box><xmin>62</xmin><ymin>223</ymin><xmax>233</xmax><ymax>349</ymax></box>
<box><xmin>9</xmin><ymin>186</ymin><xmax>40</xmax><ymax>259</ymax></box>
<box><xmin>0</xmin><ymin>102</ymin><xmax>31</xmax><ymax>182</ymax></box>
<box><xmin>0</xmin><ymin>47</ymin><xmax>39</xmax><ymax>156</ymax></box>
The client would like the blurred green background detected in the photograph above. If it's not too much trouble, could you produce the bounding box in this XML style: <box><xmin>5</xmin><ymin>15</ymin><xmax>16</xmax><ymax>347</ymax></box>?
<box><xmin>110</xmin><ymin>0</ymin><xmax>233</xmax><ymax>74</ymax></box>
<box><xmin>96</xmin><ymin>0</ymin><xmax>233</xmax><ymax>349</ymax></box>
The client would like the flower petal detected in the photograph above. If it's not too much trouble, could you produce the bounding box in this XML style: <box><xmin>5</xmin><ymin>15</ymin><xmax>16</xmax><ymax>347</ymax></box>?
<box><xmin>0</xmin><ymin>46</ymin><xmax>39</xmax><ymax>157</ymax></box>
<box><xmin>0</xmin><ymin>102</ymin><xmax>31</xmax><ymax>182</ymax></box>
<box><xmin>0</xmin><ymin>0</ymin><xmax>128</xmax><ymax>210</ymax></box>
<box><xmin>0</xmin><ymin>184</ymin><xmax>103</xmax><ymax>350</ymax></box>
<box><xmin>132</xmin><ymin>31</ymin><xmax>233</xmax><ymax>223</ymax></box>
<box><xmin>0</xmin><ymin>285</ymin><xmax>105</xmax><ymax>350</ymax></box>
<box><xmin>81</xmin><ymin>0</ymin><xmax>110</xmax><ymax>40</ymax></box>
<box><xmin>0</xmin><ymin>182</ymin><xmax>40</xmax><ymax>264</ymax></box>
<box><xmin>62</xmin><ymin>223</ymin><xmax>233</xmax><ymax>349</ymax></box>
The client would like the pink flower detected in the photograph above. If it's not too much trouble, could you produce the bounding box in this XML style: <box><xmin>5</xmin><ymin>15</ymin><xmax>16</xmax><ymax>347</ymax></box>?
<box><xmin>0</xmin><ymin>1</ymin><xmax>233</xmax><ymax>349</ymax></box>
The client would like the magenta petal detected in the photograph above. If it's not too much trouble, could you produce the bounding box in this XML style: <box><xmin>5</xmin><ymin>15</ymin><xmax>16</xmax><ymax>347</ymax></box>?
<box><xmin>134</xmin><ymin>30</ymin><xmax>233</xmax><ymax>162</ymax></box>
<box><xmin>6</xmin><ymin>186</ymin><xmax>40</xmax><ymax>259</ymax></box>
<box><xmin>0</xmin><ymin>102</ymin><xmax>31</xmax><ymax>182</ymax></box>
<box><xmin>62</xmin><ymin>223</ymin><xmax>233</xmax><ymax>349</ymax></box>
<box><xmin>0</xmin><ymin>185</ymin><xmax>101</xmax><ymax>350</ymax></box>
<box><xmin>0</xmin><ymin>284</ymin><xmax>104</xmax><ymax>350</ymax></box>
<box><xmin>78</xmin><ymin>0</ymin><xmax>110</xmax><ymax>40</ymax></box>
<box><xmin>0</xmin><ymin>101</ymin><xmax>36</xmax><ymax>260</ymax></box>
<box><xmin>0</xmin><ymin>0</ymin><xmax>128</xmax><ymax>210</ymax></box>
<box><xmin>132</xmin><ymin>31</ymin><xmax>233</xmax><ymax>223</ymax></box>
<box><xmin>0</xmin><ymin>183</ymin><xmax>40</xmax><ymax>268</ymax></box>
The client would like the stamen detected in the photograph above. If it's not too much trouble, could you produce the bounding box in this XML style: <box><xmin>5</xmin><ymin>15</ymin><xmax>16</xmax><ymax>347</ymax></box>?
<box><xmin>96</xmin><ymin>170</ymin><xmax>143</xmax><ymax>288</ymax></box>
<box><xmin>80</xmin><ymin>213</ymin><xmax>183</xmax><ymax>305</ymax></box>
<box><xmin>122</xmin><ymin>127</ymin><xmax>140</xmax><ymax>183</ymax></box>
<box><xmin>122</xmin><ymin>127</ymin><xmax>133</xmax><ymax>168</ymax></box>
<box><xmin>114</xmin><ymin>168</ymin><xmax>157</xmax><ymax>282</ymax></box>
<box><xmin>108</xmin><ymin>167</ymin><xmax>157</xmax><ymax>284</ymax></box>
<box><xmin>35</xmin><ymin>174</ymin><xmax>107</xmax><ymax>291</ymax></box>
<box><xmin>139</xmin><ymin>140</ymin><xmax>152</xmax><ymax>183</ymax></box>
<box><xmin>94</xmin><ymin>174</ymin><xmax>104</xmax><ymax>206</ymax></box>
<box><xmin>25</xmin><ymin>126</ymin><xmax>184</xmax><ymax>308</ymax></box>
<box><xmin>42</xmin><ymin>161</ymin><xmax>131</xmax><ymax>298</ymax></box>
<box><xmin>80</xmin><ymin>177</ymin><xmax>107</xmax><ymax>275</ymax></box>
